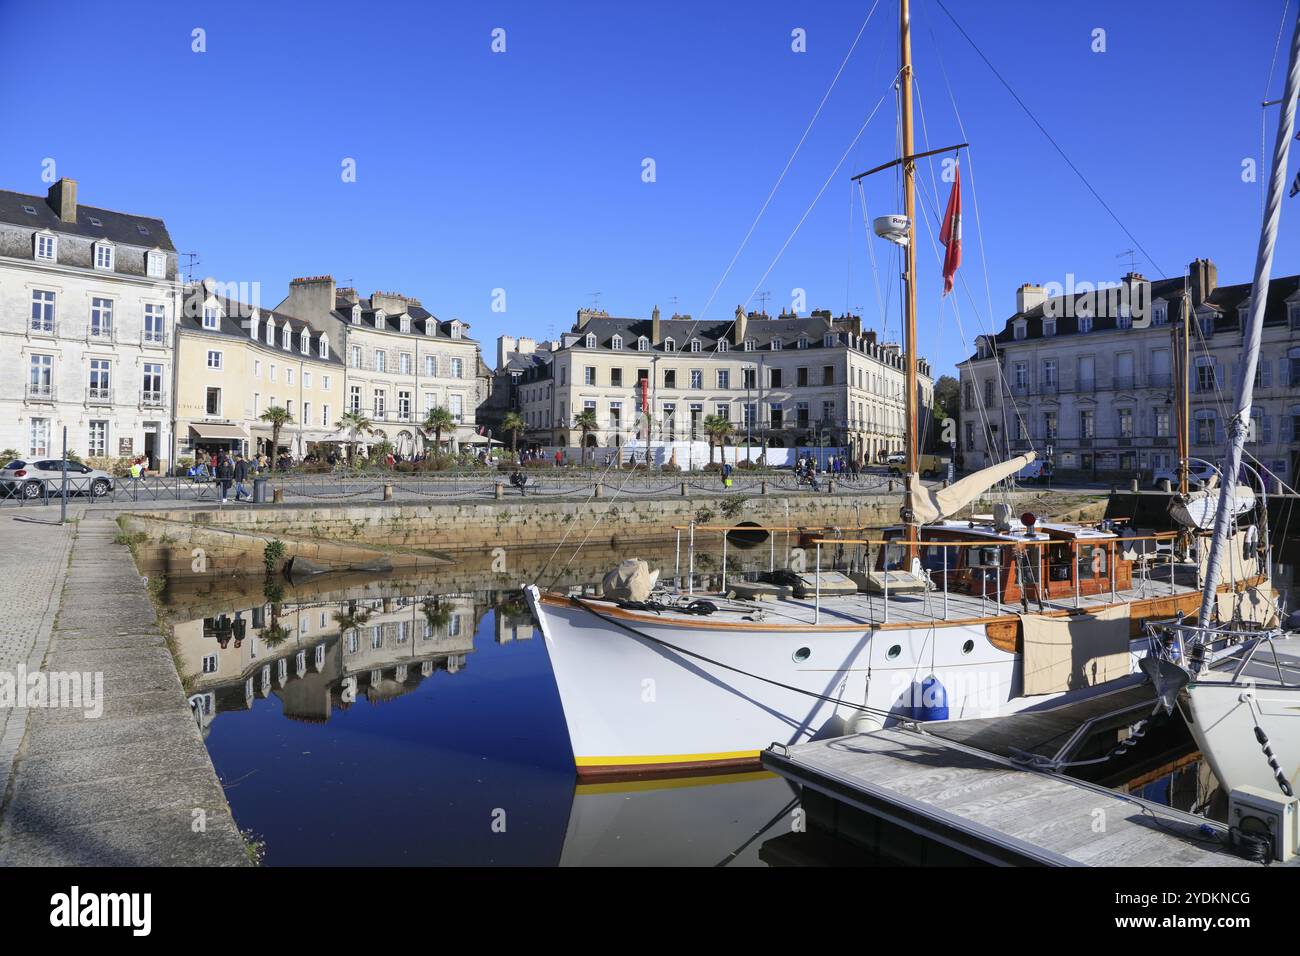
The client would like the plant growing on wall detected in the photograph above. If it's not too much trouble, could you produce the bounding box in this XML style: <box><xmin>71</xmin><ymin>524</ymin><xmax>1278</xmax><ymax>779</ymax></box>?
<box><xmin>263</xmin><ymin>539</ymin><xmax>286</xmax><ymax>576</ymax></box>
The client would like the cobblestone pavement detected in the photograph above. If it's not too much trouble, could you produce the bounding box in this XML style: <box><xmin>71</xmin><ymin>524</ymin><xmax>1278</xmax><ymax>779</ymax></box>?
<box><xmin>0</xmin><ymin>511</ymin><xmax>76</xmax><ymax>794</ymax></box>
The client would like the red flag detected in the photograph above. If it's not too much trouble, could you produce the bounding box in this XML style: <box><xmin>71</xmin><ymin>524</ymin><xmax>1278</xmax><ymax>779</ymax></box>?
<box><xmin>939</xmin><ymin>162</ymin><xmax>962</xmax><ymax>295</ymax></box>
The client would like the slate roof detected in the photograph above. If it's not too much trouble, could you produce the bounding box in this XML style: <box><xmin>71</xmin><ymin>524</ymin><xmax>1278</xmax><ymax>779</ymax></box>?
<box><xmin>178</xmin><ymin>286</ymin><xmax>343</xmax><ymax>366</ymax></box>
<box><xmin>0</xmin><ymin>188</ymin><xmax>175</xmax><ymax>250</ymax></box>
<box><xmin>333</xmin><ymin>293</ymin><xmax>476</xmax><ymax>341</ymax></box>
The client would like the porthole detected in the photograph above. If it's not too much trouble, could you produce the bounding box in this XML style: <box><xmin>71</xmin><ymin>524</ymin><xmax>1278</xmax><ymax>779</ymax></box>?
<box><xmin>886</xmin><ymin>644</ymin><xmax>902</xmax><ymax>660</ymax></box>
<box><xmin>793</xmin><ymin>646</ymin><xmax>811</xmax><ymax>663</ymax></box>
<box><xmin>961</xmin><ymin>639</ymin><xmax>975</xmax><ymax>655</ymax></box>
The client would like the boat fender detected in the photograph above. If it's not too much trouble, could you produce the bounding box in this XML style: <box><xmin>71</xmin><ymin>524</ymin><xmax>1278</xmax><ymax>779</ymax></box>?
<box><xmin>915</xmin><ymin>675</ymin><xmax>950</xmax><ymax>721</ymax></box>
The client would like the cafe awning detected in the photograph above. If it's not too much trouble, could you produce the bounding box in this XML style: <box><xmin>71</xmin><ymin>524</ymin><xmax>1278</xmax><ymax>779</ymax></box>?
<box><xmin>189</xmin><ymin>423</ymin><xmax>249</xmax><ymax>441</ymax></box>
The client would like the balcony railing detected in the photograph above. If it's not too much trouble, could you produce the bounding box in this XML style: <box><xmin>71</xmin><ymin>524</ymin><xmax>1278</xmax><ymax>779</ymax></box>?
<box><xmin>1075</xmin><ymin>378</ymin><xmax>1096</xmax><ymax>392</ymax></box>
<box><xmin>1148</xmin><ymin>373</ymin><xmax>1172</xmax><ymax>388</ymax></box>
<box><xmin>87</xmin><ymin>323</ymin><xmax>115</xmax><ymax>343</ymax></box>
<box><xmin>1113</xmin><ymin>376</ymin><xmax>1134</xmax><ymax>390</ymax></box>
<box><xmin>29</xmin><ymin>319</ymin><xmax>56</xmax><ymax>336</ymax></box>
<box><xmin>141</xmin><ymin>390</ymin><xmax>166</xmax><ymax>407</ymax></box>
<box><xmin>25</xmin><ymin>382</ymin><xmax>55</xmax><ymax>402</ymax></box>
<box><xmin>1039</xmin><ymin>379</ymin><xmax>1059</xmax><ymax>393</ymax></box>
<box><xmin>87</xmin><ymin>386</ymin><xmax>113</xmax><ymax>404</ymax></box>
<box><xmin>142</xmin><ymin>329</ymin><xmax>167</xmax><ymax>346</ymax></box>
<box><xmin>1153</xmin><ymin>436</ymin><xmax>1171</xmax><ymax>446</ymax></box>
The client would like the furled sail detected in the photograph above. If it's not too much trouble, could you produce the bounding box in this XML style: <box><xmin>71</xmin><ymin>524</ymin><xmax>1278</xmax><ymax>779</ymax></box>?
<box><xmin>907</xmin><ymin>452</ymin><xmax>1036</xmax><ymax>525</ymax></box>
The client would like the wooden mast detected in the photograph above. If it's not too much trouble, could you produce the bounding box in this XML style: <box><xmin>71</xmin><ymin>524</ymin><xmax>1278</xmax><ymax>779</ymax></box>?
<box><xmin>901</xmin><ymin>0</ymin><xmax>920</xmax><ymax>553</ymax></box>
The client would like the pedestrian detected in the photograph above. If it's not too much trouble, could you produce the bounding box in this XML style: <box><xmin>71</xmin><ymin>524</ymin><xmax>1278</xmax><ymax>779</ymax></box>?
<box><xmin>233</xmin><ymin>453</ymin><xmax>251</xmax><ymax>501</ymax></box>
<box><xmin>217</xmin><ymin>453</ymin><xmax>235</xmax><ymax>504</ymax></box>
<box><xmin>129</xmin><ymin>457</ymin><xmax>143</xmax><ymax>480</ymax></box>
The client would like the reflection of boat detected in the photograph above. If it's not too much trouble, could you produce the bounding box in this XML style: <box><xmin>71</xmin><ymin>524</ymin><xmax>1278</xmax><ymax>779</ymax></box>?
<box><xmin>559</xmin><ymin>772</ymin><xmax>797</xmax><ymax>867</ymax></box>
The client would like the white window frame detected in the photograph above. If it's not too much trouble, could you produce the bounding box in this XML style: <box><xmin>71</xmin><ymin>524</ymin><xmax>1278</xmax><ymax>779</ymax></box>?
<box><xmin>93</xmin><ymin>242</ymin><xmax>115</xmax><ymax>271</ymax></box>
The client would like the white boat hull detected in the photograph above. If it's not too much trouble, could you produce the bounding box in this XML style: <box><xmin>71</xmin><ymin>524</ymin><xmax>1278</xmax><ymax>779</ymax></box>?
<box><xmin>1182</xmin><ymin>679</ymin><xmax>1300</xmax><ymax>797</ymax></box>
<box><xmin>527</xmin><ymin>586</ymin><xmax>1036</xmax><ymax>776</ymax></box>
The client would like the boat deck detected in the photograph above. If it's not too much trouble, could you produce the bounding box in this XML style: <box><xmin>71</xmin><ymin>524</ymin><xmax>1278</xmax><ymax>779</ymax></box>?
<box><xmin>601</xmin><ymin>564</ymin><xmax>1204</xmax><ymax>630</ymax></box>
<box><xmin>763</xmin><ymin>725</ymin><xmax>1282</xmax><ymax>866</ymax></box>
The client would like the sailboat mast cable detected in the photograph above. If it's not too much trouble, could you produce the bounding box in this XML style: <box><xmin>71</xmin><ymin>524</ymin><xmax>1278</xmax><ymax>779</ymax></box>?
<box><xmin>932</xmin><ymin>0</ymin><xmax>1165</xmax><ymax>278</ymax></box>
<box><xmin>1264</xmin><ymin>1</ymin><xmax>1293</xmax><ymax>212</ymax></box>
<box><xmin>1197</xmin><ymin>5</ymin><xmax>1300</xmax><ymax>630</ymax></box>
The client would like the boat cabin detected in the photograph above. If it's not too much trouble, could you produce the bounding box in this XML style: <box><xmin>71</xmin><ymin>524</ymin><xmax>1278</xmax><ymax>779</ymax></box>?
<box><xmin>877</xmin><ymin>517</ymin><xmax>1135</xmax><ymax>606</ymax></box>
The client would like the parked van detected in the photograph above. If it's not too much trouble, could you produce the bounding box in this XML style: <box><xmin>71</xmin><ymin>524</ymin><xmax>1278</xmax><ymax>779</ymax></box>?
<box><xmin>887</xmin><ymin>453</ymin><xmax>951</xmax><ymax>479</ymax></box>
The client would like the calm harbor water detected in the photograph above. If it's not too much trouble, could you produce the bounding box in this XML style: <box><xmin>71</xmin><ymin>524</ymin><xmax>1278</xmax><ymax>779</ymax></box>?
<box><xmin>161</xmin><ymin>536</ymin><xmax>1293</xmax><ymax>866</ymax></box>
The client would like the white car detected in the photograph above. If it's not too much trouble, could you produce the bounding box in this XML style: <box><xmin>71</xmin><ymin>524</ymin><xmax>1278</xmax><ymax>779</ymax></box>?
<box><xmin>0</xmin><ymin>458</ymin><xmax>115</xmax><ymax>500</ymax></box>
<box><xmin>1149</xmin><ymin>461</ymin><xmax>1218</xmax><ymax>489</ymax></box>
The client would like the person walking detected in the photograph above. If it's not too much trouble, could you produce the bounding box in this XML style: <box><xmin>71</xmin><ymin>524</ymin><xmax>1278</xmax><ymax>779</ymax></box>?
<box><xmin>233</xmin><ymin>453</ymin><xmax>251</xmax><ymax>502</ymax></box>
<box><xmin>217</xmin><ymin>453</ymin><xmax>235</xmax><ymax>504</ymax></box>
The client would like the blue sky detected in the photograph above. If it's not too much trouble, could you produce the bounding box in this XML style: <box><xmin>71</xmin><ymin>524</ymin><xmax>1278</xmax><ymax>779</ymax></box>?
<box><xmin>1</xmin><ymin>0</ymin><xmax>1293</xmax><ymax>376</ymax></box>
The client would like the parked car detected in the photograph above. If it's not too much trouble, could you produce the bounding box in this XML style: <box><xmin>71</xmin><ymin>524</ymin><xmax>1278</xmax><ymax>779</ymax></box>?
<box><xmin>887</xmin><ymin>453</ymin><xmax>951</xmax><ymax>479</ymax></box>
<box><xmin>1015</xmin><ymin>460</ymin><xmax>1049</xmax><ymax>483</ymax></box>
<box><xmin>1149</xmin><ymin>461</ymin><xmax>1218</xmax><ymax>489</ymax></box>
<box><xmin>885</xmin><ymin>452</ymin><xmax>906</xmax><ymax>465</ymax></box>
<box><xmin>0</xmin><ymin>459</ymin><xmax>114</xmax><ymax>500</ymax></box>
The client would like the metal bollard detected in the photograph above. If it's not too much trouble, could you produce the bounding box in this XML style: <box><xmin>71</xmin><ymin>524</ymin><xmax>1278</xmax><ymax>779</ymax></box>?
<box><xmin>680</xmin><ymin>481</ymin><xmax>688</xmax><ymax>496</ymax></box>
<box><xmin>595</xmin><ymin>482</ymin><xmax>604</xmax><ymax>498</ymax></box>
<box><xmin>383</xmin><ymin>484</ymin><xmax>394</xmax><ymax>501</ymax></box>
<box><xmin>495</xmin><ymin>482</ymin><xmax>504</xmax><ymax>499</ymax></box>
<box><xmin>273</xmin><ymin>488</ymin><xmax>284</xmax><ymax>504</ymax></box>
<box><xmin>1130</xmin><ymin>478</ymin><xmax>1138</xmax><ymax>493</ymax></box>
<box><xmin>760</xmin><ymin>480</ymin><xmax>768</xmax><ymax>495</ymax></box>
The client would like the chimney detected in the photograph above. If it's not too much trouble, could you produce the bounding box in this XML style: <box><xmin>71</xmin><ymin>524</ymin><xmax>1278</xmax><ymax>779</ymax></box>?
<box><xmin>1016</xmin><ymin>283</ymin><xmax>1046</xmax><ymax>314</ymax></box>
<box><xmin>651</xmin><ymin>305</ymin><xmax>661</xmax><ymax>345</ymax></box>
<box><xmin>282</xmin><ymin>275</ymin><xmax>338</xmax><ymax>330</ymax></box>
<box><xmin>497</xmin><ymin>335</ymin><xmax>517</xmax><ymax>368</ymax></box>
<box><xmin>46</xmin><ymin>178</ymin><xmax>78</xmax><ymax>224</ymax></box>
<box><xmin>1189</xmin><ymin>258</ymin><xmax>1217</xmax><ymax>307</ymax></box>
<box><xmin>732</xmin><ymin>304</ymin><xmax>748</xmax><ymax>346</ymax></box>
<box><xmin>336</xmin><ymin>286</ymin><xmax>360</xmax><ymax>307</ymax></box>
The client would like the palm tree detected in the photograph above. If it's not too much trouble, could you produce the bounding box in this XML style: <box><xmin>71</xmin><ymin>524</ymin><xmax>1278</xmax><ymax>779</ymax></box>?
<box><xmin>259</xmin><ymin>406</ymin><xmax>295</xmax><ymax>471</ymax></box>
<box><xmin>501</xmin><ymin>412</ymin><xmax>527</xmax><ymax>459</ymax></box>
<box><xmin>572</xmin><ymin>408</ymin><xmax>599</xmax><ymax>465</ymax></box>
<box><xmin>336</xmin><ymin>410</ymin><xmax>373</xmax><ymax>462</ymax></box>
<box><xmin>702</xmin><ymin>414</ymin><xmax>733</xmax><ymax>466</ymax></box>
<box><xmin>420</xmin><ymin>406</ymin><xmax>456</xmax><ymax>455</ymax></box>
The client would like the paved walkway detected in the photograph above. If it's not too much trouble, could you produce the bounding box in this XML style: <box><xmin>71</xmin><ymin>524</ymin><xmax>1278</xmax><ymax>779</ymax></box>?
<box><xmin>0</xmin><ymin>514</ymin><xmax>249</xmax><ymax>865</ymax></box>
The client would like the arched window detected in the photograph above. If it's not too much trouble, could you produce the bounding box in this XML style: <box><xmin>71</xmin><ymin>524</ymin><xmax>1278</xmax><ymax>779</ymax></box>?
<box><xmin>320</xmin><ymin>334</ymin><xmax>329</xmax><ymax>359</ymax></box>
<box><xmin>689</xmin><ymin>338</ymin><xmax>701</xmax><ymax>353</ymax></box>
<box><xmin>281</xmin><ymin>325</ymin><xmax>291</xmax><ymax>350</ymax></box>
<box><xmin>351</xmin><ymin>306</ymin><xmax>361</xmax><ymax>325</ymax></box>
<box><xmin>637</xmin><ymin>336</ymin><xmax>649</xmax><ymax>351</ymax></box>
<box><xmin>265</xmin><ymin>317</ymin><xmax>275</xmax><ymax>346</ymax></box>
<box><xmin>664</xmin><ymin>337</ymin><xmax>676</xmax><ymax>352</ymax></box>
<box><xmin>717</xmin><ymin>339</ymin><xmax>729</xmax><ymax>352</ymax></box>
<box><xmin>300</xmin><ymin>328</ymin><xmax>310</xmax><ymax>354</ymax></box>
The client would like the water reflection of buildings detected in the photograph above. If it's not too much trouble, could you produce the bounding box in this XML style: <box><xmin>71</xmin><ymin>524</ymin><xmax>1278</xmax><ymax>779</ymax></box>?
<box><xmin>179</xmin><ymin>594</ymin><xmax>482</xmax><ymax>733</ymax></box>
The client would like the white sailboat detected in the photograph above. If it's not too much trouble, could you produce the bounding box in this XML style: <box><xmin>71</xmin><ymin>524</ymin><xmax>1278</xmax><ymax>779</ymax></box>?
<box><xmin>526</xmin><ymin>0</ymin><xmax>1276</xmax><ymax>780</ymax></box>
<box><xmin>1158</xmin><ymin>6</ymin><xmax>1300</xmax><ymax>826</ymax></box>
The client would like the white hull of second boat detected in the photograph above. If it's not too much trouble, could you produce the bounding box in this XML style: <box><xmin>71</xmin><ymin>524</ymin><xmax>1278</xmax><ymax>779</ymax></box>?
<box><xmin>1182</xmin><ymin>679</ymin><xmax>1300</xmax><ymax>797</ymax></box>
<box><xmin>525</xmin><ymin>585</ymin><xmax>1084</xmax><ymax>777</ymax></box>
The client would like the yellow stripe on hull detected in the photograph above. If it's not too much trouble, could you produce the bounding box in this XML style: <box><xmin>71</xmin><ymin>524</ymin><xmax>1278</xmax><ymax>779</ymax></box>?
<box><xmin>575</xmin><ymin>749</ymin><xmax>762</xmax><ymax>768</ymax></box>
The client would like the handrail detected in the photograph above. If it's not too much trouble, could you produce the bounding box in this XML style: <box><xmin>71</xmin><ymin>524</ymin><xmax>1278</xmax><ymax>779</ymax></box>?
<box><xmin>810</xmin><ymin>532</ymin><xmax>1179</xmax><ymax>547</ymax></box>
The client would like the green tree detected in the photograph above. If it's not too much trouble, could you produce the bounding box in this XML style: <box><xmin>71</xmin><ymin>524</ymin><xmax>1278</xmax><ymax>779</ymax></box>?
<box><xmin>259</xmin><ymin>406</ymin><xmax>294</xmax><ymax>471</ymax></box>
<box><xmin>572</xmin><ymin>408</ymin><xmax>598</xmax><ymax>465</ymax></box>
<box><xmin>501</xmin><ymin>412</ymin><xmax>527</xmax><ymax>458</ymax></box>
<box><xmin>336</xmin><ymin>410</ymin><xmax>373</xmax><ymax>462</ymax></box>
<box><xmin>702</xmin><ymin>414</ymin><xmax>733</xmax><ymax>466</ymax></box>
<box><xmin>420</xmin><ymin>406</ymin><xmax>456</xmax><ymax>454</ymax></box>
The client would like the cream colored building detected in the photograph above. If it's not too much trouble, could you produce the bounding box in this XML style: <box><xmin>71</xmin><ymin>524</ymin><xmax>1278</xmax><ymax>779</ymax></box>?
<box><xmin>174</xmin><ymin>281</ymin><xmax>344</xmax><ymax>463</ymax></box>
<box><xmin>505</xmin><ymin>306</ymin><xmax>932</xmax><ymax>463</ymax></box>
<box><xmin>277</xmin><ymin>276</ymin><xmax>485</xmax><ymax>456</ymax></box>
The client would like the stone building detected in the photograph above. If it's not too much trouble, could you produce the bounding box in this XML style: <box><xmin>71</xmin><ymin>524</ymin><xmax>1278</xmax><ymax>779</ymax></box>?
<box><xmin>174</xmin><ymin>281</ymin><xmax>344</xmax><ymax>462</ymax></box>
<box><xmin>957</xmin><ymin>259</ymin><xmax>1300</xmax><ymax>484</ymax></box>
<box><xmin>277</xmin><ymin>276</ymin><xmax>485</xmax><ymax>456</ymax></box>
<box><xmin>0</xmin><ymin>178</ymin><xmax>179</xmax><ymax>469</ymax></box>
<box><xmin>501</xmin><ymin>306</ymin><xmax>932</xmax><ymax>462</ymax></box>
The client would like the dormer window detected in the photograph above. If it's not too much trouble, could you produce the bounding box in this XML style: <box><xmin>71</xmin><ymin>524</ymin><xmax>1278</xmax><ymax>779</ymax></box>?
<box><xmin>1198</xmin><ymin>312</ymin><xmax>1215</xmax><ymax>337</ymax></box>
<box><xmin>689</xmin><ymin>338</ymin><xmax>701</xmax><ymax>353</ymax></box>
<box><xmin>584</xmin><ymin>332</ymin><xmax>597</xmax><ymax>348</ymax></box>
<box><xmin>664</xmin><ymin>337</ymin><xmax>677</xmax><ymax>352</ymax></box>
<box><xmin>351</xmin><ymin>306</ymin><xmax>361</xmax><ymax>325</ymax></box>
<box><xmin>265</xmin><ymin>317</ymin><xmax>275</xmax><ymax>345</ymax></box>
<box><xmin>797</xmin><ymin>337</ymin><xmax>809</xmax><ymax>350</ymax></box>
<box><xmin>1290</xmin><ymin>304</ymin><xmax>1300</xmax><ymax>331</ymax></box>
<box><xmin>1153</xmin><ymin>302</ymin><xmax>1168</xmax><ymax>326</ymax></box>
<box><xmin>249</xmin><ymin>313</ymin><xmax>260</xmax><ymax>341</ymax></box>
<box><xmin>146</xmin><ymin>250</ymin><xmax>166</xmax><ymax>279</ymax></box>
<box><xmin>425</xmin><ymin>320</ymin><xmax>436</xmax><ymax>336</ymax></box>
<box><xmin>976</xmin><ymin>338</ymin><xmax>991</xmax><ymax>359</ymax></box>
<box><xmin>744</xmin><ymin>338</ymin><xmax>756</xmax><ymax>351</ymax></box>
<box><xmin>93</xmin><ymin>242</ymin><xmax>114</xmax><ymax>271</ymax></box>
<box><xmin>1117</xmin><ymin>304</ymin><xmax>1132</xmax><ymax>329</ymax></box>
<box><xmin>400</xmin><ymin>315</ymin><xmax>411</xmax><ymax>334</ymax></box>
<box><xmin>1078</xmin><ymin>316</ymin><xmax>1093</xmax><ymax>334</ymax></box>
<box><xmin>637</xmin><ymin>336</ymin><xmax>649</xmax><ymax>351</ymax></box>
<box><xmin>717</xmin><ymin>339</ymin><xmax>728</xmax><ymax>352</ymax></box>
<box><xmin>300</xmin><ymin>329</ymin><xmax>311</xmax><ymax>355</ymax></box>
<box><xmin>1043</xmin><ymin>319</ymin><xmax>1056</xmax><ymax>337</ymax></box>
<box><xmin>611</xmin><ymin>334</ymin><xmax>623</xmax><ymax>350</ymax></box>
<box><xmin>319</xmin><ymin>335</ymin><xmax>330</xmax><ymax>359</ymax></box>
<box><xmin>374</xmin><ymin>309</ymin><xmax>387</xmax><ymax>329</ymax></box>
<box><xmin>823</xmin><ymin>333</ymin><xmax>836</xmax><ymax>348</ymax></box>
<box><xmin>203</xmin><ymin>303</ymin><xmax>219</xmax><ymax>330</ymax></box>
<box><xmin>281</xmin><ymin>325</ymin><xmax>291</xmax><ymax>350</ymax></box>
<box><xmin>450</xmin><ymin>322</ymin><xmax>463</xmax><ymax>339</ymax></box>
<box><xmin>34</xmin><ymin>232</ymin><xmax>56</xmax><ymax>262</ymax></box>
<box><xmin>771</xmin><ymin>338</ymin><xmax>783</xmax><ymax>350</ymax></box>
